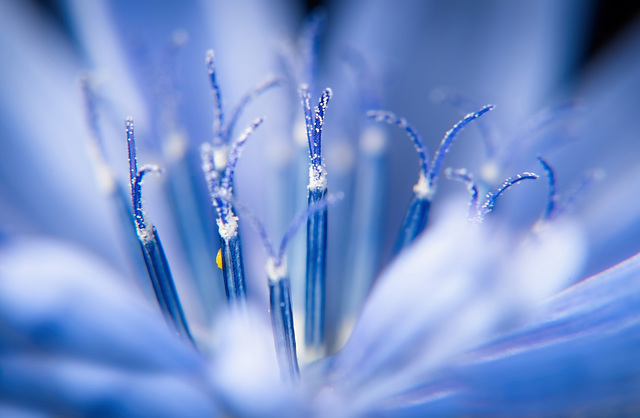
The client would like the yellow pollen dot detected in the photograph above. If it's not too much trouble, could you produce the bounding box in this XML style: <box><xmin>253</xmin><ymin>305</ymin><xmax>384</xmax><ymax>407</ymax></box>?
<box><xmin>216</xmin><ymin>249</ymin><xmax>223</xmax><ymax>270</ymax></box>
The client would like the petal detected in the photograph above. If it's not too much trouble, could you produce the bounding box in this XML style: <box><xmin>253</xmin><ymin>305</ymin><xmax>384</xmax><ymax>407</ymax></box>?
<box><xmin>0</xmin><ymin>1</ymin><xmax>122</xmax><ymax>262</ymax></box>
<box><xmin>0</xmin><ymin>355</ymin><xmax>216</xmax><ymax>417</ymax></box>
<box><xmin>208</xmin><ymin>307</ymin><xmax>307</xmax><ymax>418</ymax></box>
<box><xmin>322</xmin><ymin>203</ymin><xmax>586</xmax><ymax>413</ymax></box>
<box><xmin>0</xmin><ymin>237</ymin><xmax>202</xmax><ymax>372</ymax></box>
<box><xmin>379</xmin><ymin>251</ymin><xmax>640</xmax><ymax>416</ymax></box>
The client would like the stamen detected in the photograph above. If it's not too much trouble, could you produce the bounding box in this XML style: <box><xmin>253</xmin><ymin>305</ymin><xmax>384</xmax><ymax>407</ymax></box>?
<box><xmin>202</xmin><ymin>117</ymin><xmax>264</xmax><ymax>307</ymax></box>
<box><xmin>208</xmin><ymin>193</ymin><xmax>263</xmax><ymax>306</ymax></box>
<box><xmin>218</xmin><ymin>195</ymin><xmax>275</xmax><ymax>261</ymax></box>
<box><xmin>142</xmin><ymin>227</ymin><xmax>194</xmax><ymax>342</ymax></box>
<box><xmin>201</xmin><ymin>142</ymin><xmax>222</xmax><ymax>218</ymax></box>
<box><xmin>151</xmin><ymin>37</ymin><xmax>225</xmax><ymax>321</ymax></box>
<box><xmin>393</xmin><ymin>195</ymin><xmax>431</xmax><ymax>254</ymax></box>
<box><xmin>445</xmin><ymin>167</ymin><xmax>479</xmax><ymax>219</ymax></box>
<box><xmin>366</xmin><ymin>110</ymin><xmax>432</xmax><ymax>253</ymax></box>
<box><xmin>217</xmin><ymin>224</ymin><xmax>247</xmax><ymax>305</ymax></box>
<box><xmin>277</xmin><ymin>193</ymin><xmax>343</xmax><ymax>263</ymax></box>
<box><xmin>135</xmin><ymin>165</ymin><xmax>164</xmax><ymax>188</ymax></box>
<box><xmin>201</xmin><ymin>156</ymin><xmax>245</xmax><ymax>305</ymax></box>
<box><xmin>430</xmin><ymin>88</ymin><xmax>498</xmax><ymax>158</ymax></box>
<box><xmin>206</xmin><ymin>49</ymin><xmax>281</xmax><ymax>168</ymax></box>
<box><xmin>478</xmin><ymin>172</ymin><xmax>539</xmax><ymax>219</ymax></box>
<box><xmin>125</xmin><ymin>118</ymin><xmax>194</xmax><ymax>344</ymax></box>
<box><xmin>126</xmin><ymin>118</ymin><xmax>145</xmax><ymax>231</ymax></box>
<box><xmin>537</xmin><ymin>156</ymin><xmax>556</xmax><ymax>220</ymax></box>
<box><xmin>301</xmin><ymin>86</ymin><xmax>332</xmax><ymax>173</ymax></box>
<box><xmin>306</xmin><ymin>174</ymin><xmax>327</xmax><ymax>353</ymax></box>
<box><xmin>368</xmin><ymin>106</ymin><xmax>491</xmax><ymax>251</ymax></box>
<box><xmin>211</xmin><ymin>191</ymin><xmax>341</xmax><ymax>381</ymax></box>
<box><xmin>223</xmin><ymin>76</ymin><xmax>281</xmax><ymax>143</ymax></box>
<box><xmin>313</xmin><ymin>88</ymin><xmax>331</xmax><ymax>165</ymax></box>
<box><xmin>81</xmin><ymin>80</ymin><xmax>158</xmax><ymax>298</ymax></box>
<box><xmin>428</xmin><ymin>104</ymin><xmax>494</xmax><ymax>189</ymax></box>
<box><xmin>268</xmin><ymin>257</ymin><xmax>299</xmax><ymax>384</ymax></box>
<box><xmin>300</xmin><ymin>86</ymin><xmax>315</xmax><ymax>158</ymax></box>
<box><xmin>204</xmin><ymin>51</ymin><xmax>282</xmax><ymax>307</ymax></box>
<box><xmin>206</xmin><ymin>50</ymin><xmax>225</xmax><ymax>145</ymax></box>
<box><xmin>366</xmin><ymin>110</ymin><xmax>429</xmax><ymax>178</ymax></box>
<box><xmin>218</xmin><ymin>119</ymin><xmax>263</xmax><ymax>304</ymax></box>
<box><xmin>299</xmin><ymin>86</ymin><xmax>333</xmax><ymax>353</ymax></box>
<box><xmin>211</xmin><ymin>190</ymin><xmax>342</xmax><ymax>267</ymax></box>
<box><xmin>220</xmin><ymin>117</ymin><xmax>265</xmax><ymax>201</ymax></box>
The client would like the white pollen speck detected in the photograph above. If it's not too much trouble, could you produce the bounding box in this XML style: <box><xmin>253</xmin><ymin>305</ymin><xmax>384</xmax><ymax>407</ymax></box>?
<box><xmin>266</xmin><ymin>257</ymin><xmax>287</xmax><ymax>282</ymax></box>
<box><xmin>308</xmin><ymin>164</ymin><xmax>328</xmax><ymax>191</ymax></box>
<box><xmin>137</xmin><ymin>224</ymin><xmax>153</xmax><ymax>243</ymax></box>
<box><xmin>217</xmin><ymin>212</ymin><xmax>239</xmax><ymax>239</ymax></box>
<box><xmin>413</xmin><ymin>173</ymin><xmax>435</xmax><ymax>200</ymax></box>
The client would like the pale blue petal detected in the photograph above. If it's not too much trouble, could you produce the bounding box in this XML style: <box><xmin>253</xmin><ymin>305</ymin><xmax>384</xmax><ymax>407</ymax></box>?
<box><xmin>0</xmin><ymin>238</ymin><xmax>202</xmax><ymax>371</ymax></box>
<box><xmin>379</xmin><ymin>251</ymin><xmax>640</xmax><ymax>416</ymax></box>
<box><xmin>0</xmin><ymin>356</ymin><xmax>216</xmax><ymax>417</ymax></box>
<box><xmin>0</xmin><ymin>1</ymin><xmax>123</xmax><ymax>263</ymax></box>
<box><xmin>0</xmin><ymin>237</ymin><xmax>215</xmax><ymax>414</ymax></box>
<box><xmin>208</xmin><ymin>308</ymin><xmax>307</xmax><ymax>417</ymax></box>
<box><xmin>322</xmin><ymin>206</ymin><xmax>586</xmax><ymax>414</ymax></box>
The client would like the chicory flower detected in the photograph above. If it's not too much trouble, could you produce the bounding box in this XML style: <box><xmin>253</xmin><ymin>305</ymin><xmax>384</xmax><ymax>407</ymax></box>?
<box><xmin>1</xmin><ymin>0</ymin><xmax>640</xmax><ymax>416</ymax></box>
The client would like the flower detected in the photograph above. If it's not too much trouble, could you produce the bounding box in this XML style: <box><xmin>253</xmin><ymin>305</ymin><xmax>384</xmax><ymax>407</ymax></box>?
<box><xmin>1</xmin><ymin>0</ymin><xmax>640</xmax><ymax>416</ymax></box>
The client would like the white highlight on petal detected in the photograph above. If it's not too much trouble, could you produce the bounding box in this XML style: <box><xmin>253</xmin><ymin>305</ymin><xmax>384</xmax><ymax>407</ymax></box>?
<box><xmin>293</xmin><ymin>119</ymin><xmax>308</xmax><ymax>147</ymax></box>
<box><xmin>209</xmin><ymin>307</ymin><xmax>304</xmax><ymax>416</ymax></box>
<box><xmin>480</xmin><ymin>160</ymin><xmax>501</xmax><ymax>184</ymax></box>
<box><xmin>327</xmin><ymin>139</ymin><xmax>355</xmax><ymax>175</ymax></box>
<box><xmin>163</xmin><ymin>130</ymin><xmax>188</xmax><ymax>162</ymax></box>
<box><xmin>359</xmin><ymin>125</ymin><xmax>387</xmax><ymax>156</ymax></box>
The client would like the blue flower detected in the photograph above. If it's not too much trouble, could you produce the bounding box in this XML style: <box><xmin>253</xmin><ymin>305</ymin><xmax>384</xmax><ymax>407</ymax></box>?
<box><xmin>1</xmin><ymin>0</ymin><xmax>640</xmax><ymax>416</ymax></box>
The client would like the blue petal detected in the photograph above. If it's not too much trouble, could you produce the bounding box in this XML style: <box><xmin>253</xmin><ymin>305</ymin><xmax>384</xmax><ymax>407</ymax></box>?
<box><xmin>322</xmin><ymin>207</ymin><xmax>586</xmax><ymax>414</ymax></box>
<box><xmin>383</xmin><ymin>251</ymin><xmax>640</xmax><ymax>416</ymax></box>
<box><xmin>0</xmin><ymin>237</ymin><xmax>214</xmax><ymax>414</ymax></box>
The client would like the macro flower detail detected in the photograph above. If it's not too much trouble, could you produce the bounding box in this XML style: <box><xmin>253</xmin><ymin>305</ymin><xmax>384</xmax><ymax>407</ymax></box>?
<box><xmin>2</xmin><ymin>1</ymin><xmax>640</xmax><ymax>417</ymax></box>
